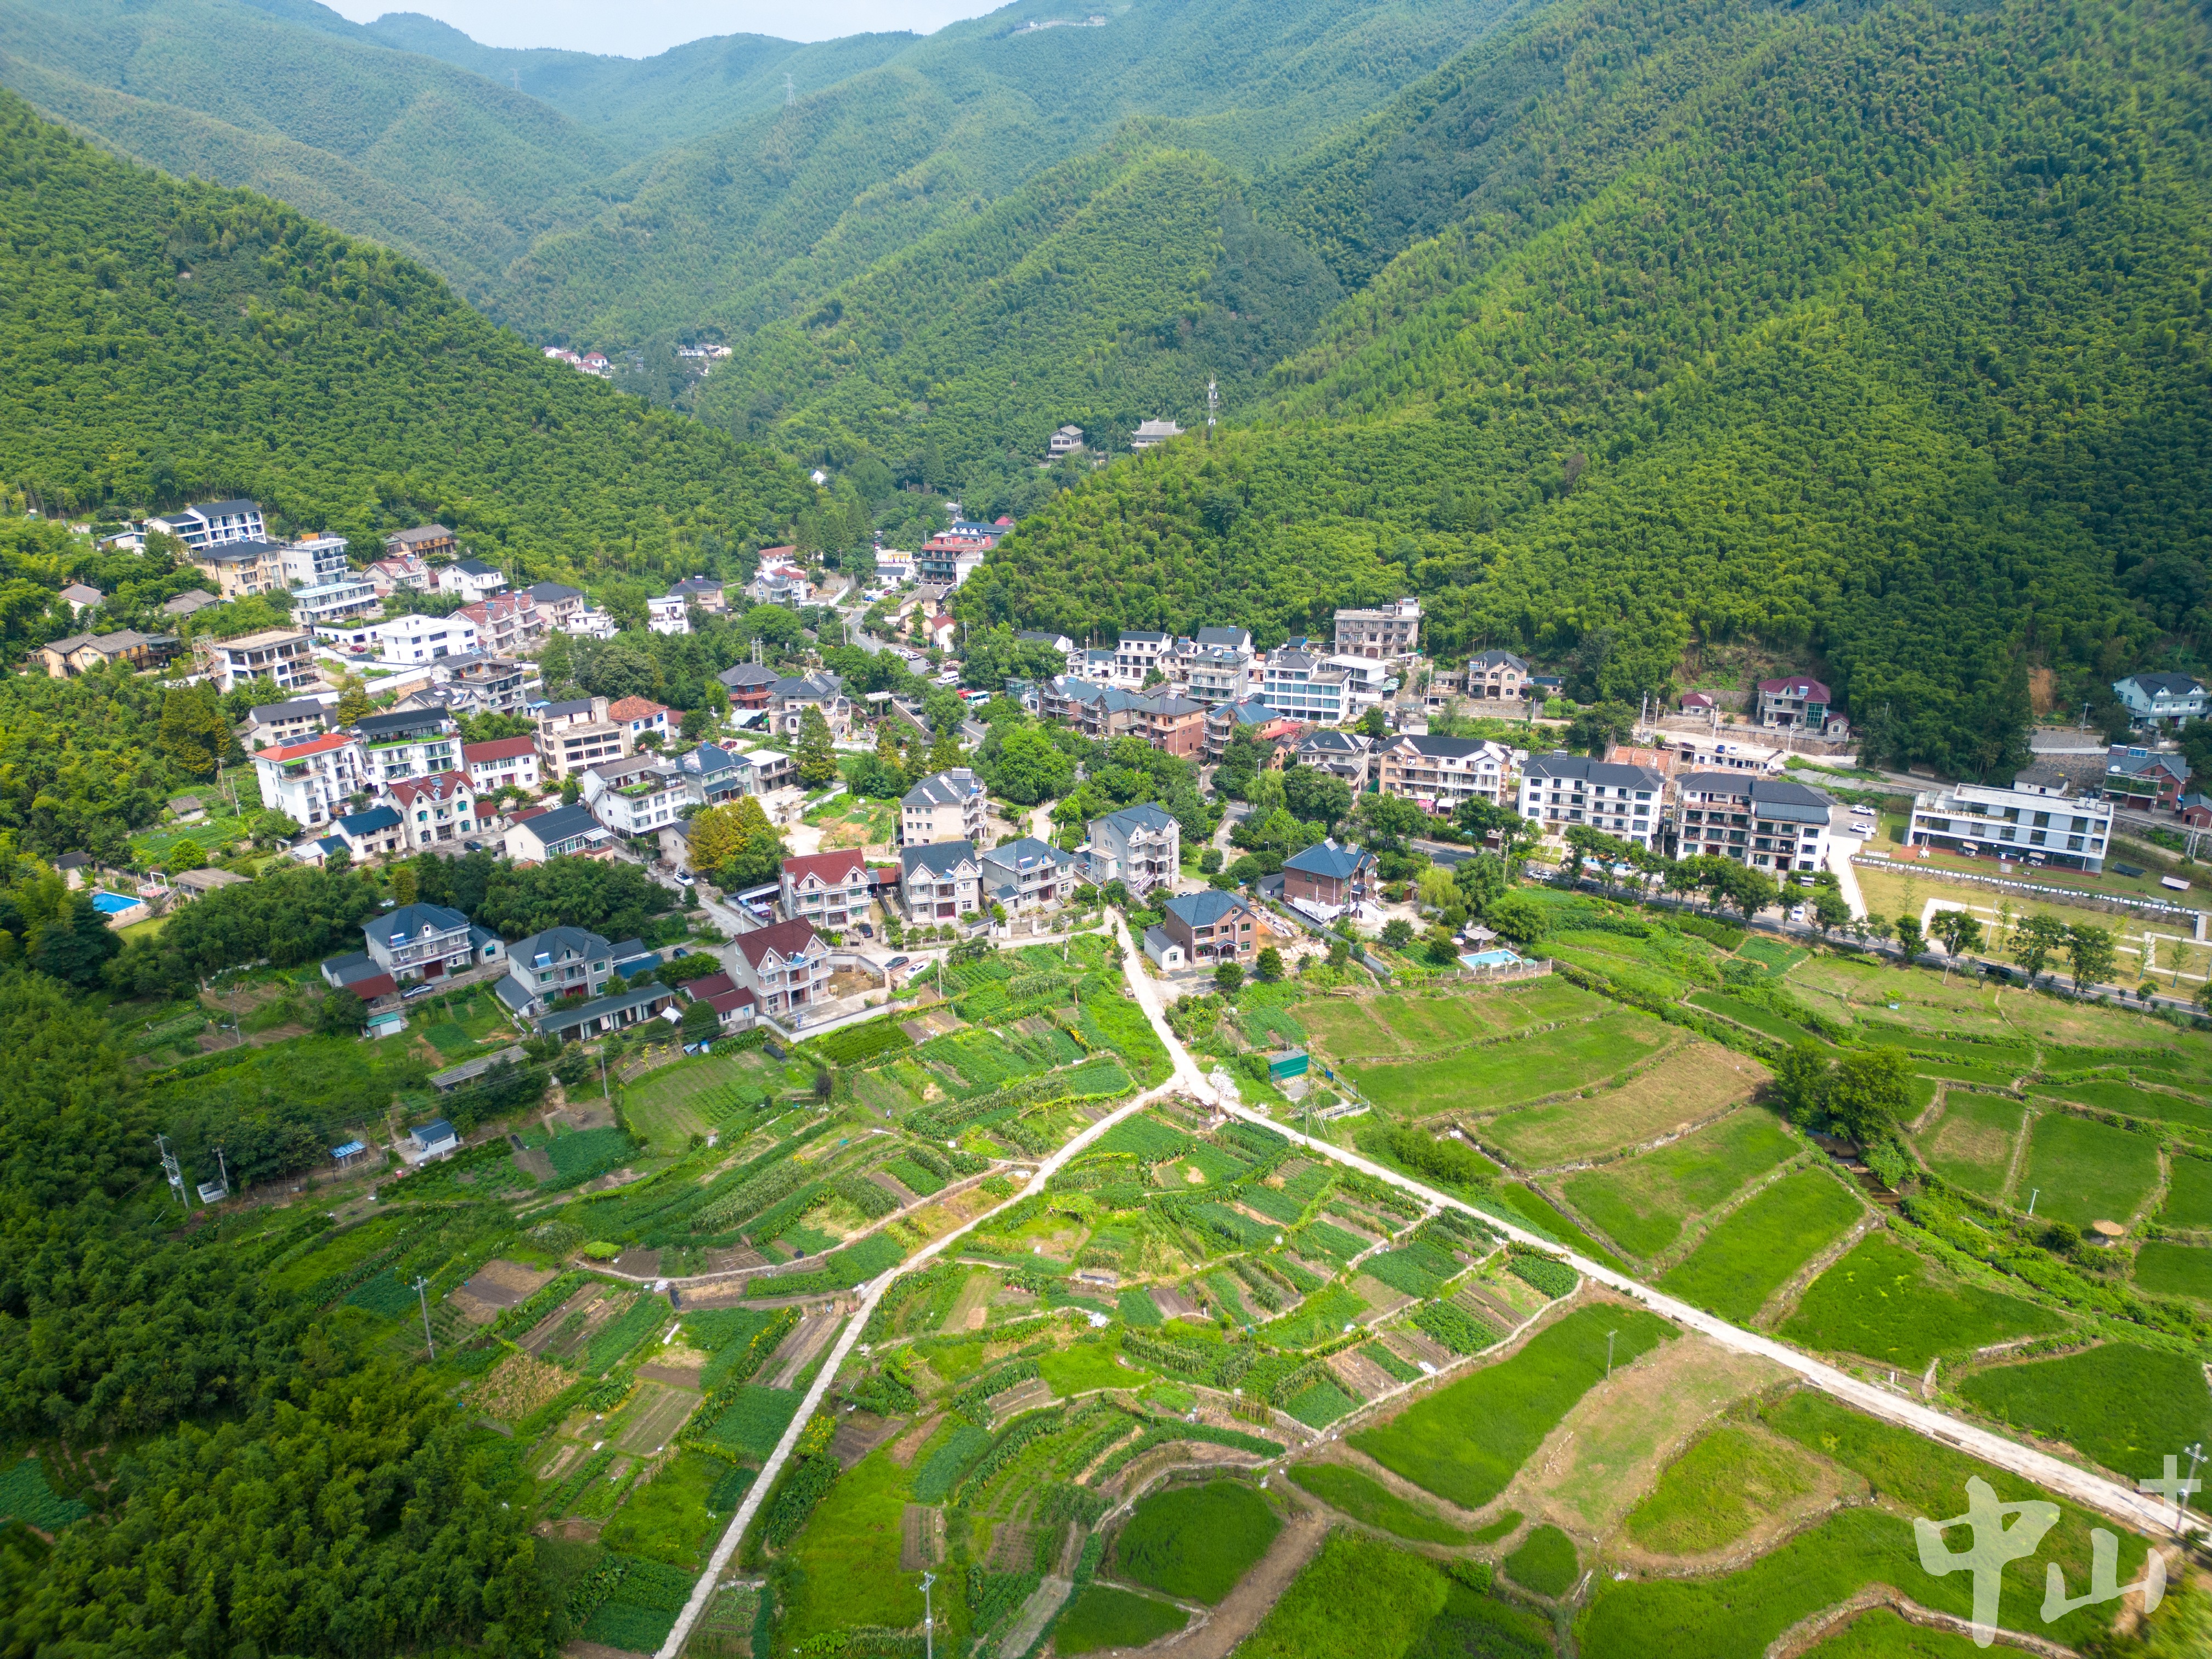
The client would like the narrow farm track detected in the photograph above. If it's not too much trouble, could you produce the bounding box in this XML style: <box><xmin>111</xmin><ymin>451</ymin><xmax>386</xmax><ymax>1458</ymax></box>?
<box><xmin>654</xmin><ymin>918</ymin><xmax>1199</xmax><ymax>1659</ymax></box>
<box><xmin>1127</xmin><ymin>964</ymin><xmax>2209</xmax><ymax>1548</ymax></box>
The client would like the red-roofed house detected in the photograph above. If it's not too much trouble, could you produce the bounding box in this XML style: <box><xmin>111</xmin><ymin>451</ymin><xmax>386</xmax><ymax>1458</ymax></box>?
<box><xmin>1680</xmin><ymin>691</ymin><xmax>1718</xmax><ymax>715</ymax></box>
<box><xmin>608</xmin><ymin>696</ymin><xmax>675</xmax><ymax>747</ymax></box>
<box><xmin>1756</xmin><ymin>676</ymin><xmax>1832</xmax><ymax>731</ymax></box>
<box><xmin>677</xmin><ymin>970</ymin><xmax>759</xmax><ymax>1033</ymax></box>
<box><xmin>464</xmin><ymin>735</ymin><xmax>542</xmax><ymax>795</ymax></box>
<box><xmin>389</xmin><ymin>772</ymin><xmax>477</xmax><ymax>849</ymax></box>
<box><xmin>251</xmin><ymin>730</ymin><xmax>368</xmax><ymax>828</ymax></box>
<box><xmin>458</xmin><ymin>591</ymin><xmax>541</xmax><ymax>655</ymax></box>
<box><xmin>780</xmin><ymin>850</ymin><xmax>874</xmax><ymax>929</ymax></box>
<box><xmin>730</xmin><ymin>918</ymin><xmax>831</xmax><ymax>1022</ymax></box>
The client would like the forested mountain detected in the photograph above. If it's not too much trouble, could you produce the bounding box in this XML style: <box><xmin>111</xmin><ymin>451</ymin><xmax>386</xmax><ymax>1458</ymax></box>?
<box><xmin>693</xmin><ymin>141</ymin><xmax>1344</xmax><ymax>479</ymax></box>
<box><xmin>958</xmin><ymin>0</ymin><xmax>2212</xmax><ymax>777</ymax></box>
<box><xmin>0</xmin><ymin>0</ymin><xmax>1529</xmax><ymax>349</ymax></box>
<box><xmin>0</xmin><ymin>90</ymin><xmax>811</xmax><ymax>574</ymax></box>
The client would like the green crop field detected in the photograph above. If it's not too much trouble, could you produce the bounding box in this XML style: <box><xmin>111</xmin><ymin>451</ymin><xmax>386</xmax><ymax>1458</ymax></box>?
<box><xmin>1656</xmin><ymin>1169</ymin><xmax>1863</xmax><ymax>1322</ymax></box>
<box><xmin>2161</xmin><ymin>1156</ymin><xmax>2212</xmax><ymax>1228</ymax></box>
<box><xmin>1914</xmin><ymin>1092</ymin><xmax>2024</xmax><ymax>1200</ymax></box>
<box><xmin>1494</xmin><ymin>1184</ymin><xmax>1628</xmax><ymax>1272</ymax></box>
<box><xmin>1686</xmin><ymin>991</ymin><xmax>1818</xmax><ymax>1044</ymax></box>
<box><xmin>1352</xmin><ymin>1306</ymin><xmax>1675</xmax><ymax>1510</ymax></box>
<box><xmin>1957</xmin><ymin>1342</ymin><xmax>2212</xmax><ymax>1482</ymax></box>
<box><xmin>1780</xmin><ymin>1236</ymin><xmax>2063</xmax><ymax>1367</ymax></box>
<box><xmin>2032</xmin><ymin>1079</ymin><xmax>2212</xmax><ymax>1131</ymax></box>
<box><xmin>1053</xmin><ymin>1587</ymin><xmax>1190</xmax><ymax>1654</ymax></box>
<box><xmin>2134</xmin><ymin>1241</ymin><xmax>2212</xmax><ymax>1302</ymax></box>
<box><xmin>1038</xmin><ymin>1341</ymin><xmax>1143</xmax><ymax>1396</ymax></box>
<box><xmin>698</xmin><ymin>1386</ymin><xmax>800</xmax><ymax>1461</ymax></box>
<box><xmin>597</xmin><ymin>1451</ymin><xmax>730</xmax><ymax>1570</ymax></box>
<box><xmin>1562</xmin><ymin>1110</ymin><xmax>1798</xmax><ymax>1259</ymax></box>
<box><xmin>1623</xmin><ymin>1425</ymin><xmax>1822</xmax><ymax>1556</ymax></box>
<box><xmin>2018</xmin><ymin>1113</ymin><xmax>2162</xmax><ymax>1230</ymax></box>
<box><xmin>1736</xmin><ymin>938</ymin><xmax>1807</xmax><ymax>977</ymax></box>
<box><xmin>1350</xmin><ymin>1012</ymin><xmax>1673</xmax><ymax>1119</ymax></box>
<box><xmin>1285</xmin><ymin>1463</ymin><xmax>1469</xmax><ymax>1544</ymax></box>
<box><xmin>1114</xmin><ymin>1480</ymin><xmax>1279</xmax><ymax>1604</ymax></box>
<box><xmin>1503</xmin><ymin>1524</ymin><xmax>1578</xmax><ymax>1598</ymax></box>
<box><xmin>1235</xmin><ymin>1531</ymin><xmax>1449</xmax><ymax>1659</ymax></box>
<box><xmin>1302</xmin><ymin>983</ymin><xmax>1606</xmax><ymax>1063</ymax></box>
<box><xmin>1482</xmin><ymin>1040</ymin><xmax>1761</xmax><ymax>1169</ymax></box>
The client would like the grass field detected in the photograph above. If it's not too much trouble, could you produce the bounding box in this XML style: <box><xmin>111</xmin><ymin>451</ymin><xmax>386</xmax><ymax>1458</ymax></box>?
<box><xmin>1503</xmin><ymin>1524</ymin><xmax>1579</xmax><ymax>1598</ymax></box>
<box><xmin>1779</xmin><ymin>1235</ymin><xmax>2063</xmax><ymax>1367</ymax></box>
<box><xmin>597</xmin><ymin>1451</ymin><xmax>729</xmax><ymax>1570</ymax></box>
<box><xmin>2161</xmin><ymin>1156</ymin><xmax>2212</xmax><ymax>1228</ymax></box>
<box><xmin>1482</xmin><ymin>1041</ymin><xmax>1763</xmax><ymax>1169</ymax></box>
<box><xmin>1053</xmin><ymin>1587</ymin><xmax>1189</xmax><ymax>1654</ymax></box>
<box><xmin>1285</xmin><ymin>1463</ymin><xmax>1470</xmax><ymax>1544</ymax></box>
<box><xmin>1300</xmin><ymin>981</ymin><xmax>1607</xmax><ymax>1062</ymax></box>
<box><xmin>1352</xmin><ymin>1011</ymin><xmax>1675</xmax><ymax>1120</ymax></box>
<box><xmin>2018</xmin><ymin>1113</ymin><xmax>2163</xmax><ymax>1230</ymax></box>
<box><xmin>780</xmin><ymin>1449</ymin><xmax>925</xmax><ymax>1645</ymax></box>
<box><xmin>1623</xmin><ymin>1424</ymin><xmax>1822</xmax><ymax>1555</ymax></box>
<box><xmin>1799</xmin><ymin>1608</ymin><xmax>1986</xmax><ymax>1659</ymax></box>
<box><xmin>1655</xmin><ymin>1169</ymin><xmax>1864</xmax><ymax>1323</ymax></box>
<box><xmin>1114</xmin><ymin>1481</ymin><xmax>1279</xmax><ymax>1604</ymax></box>
<box><xmin>1493</xmin><ymin>1185</ymin><xmax>1628</xmax><ymax>1273</ymax></box>
<box><xmin>1352</xmin><ymin>1305</ymin><xmax>1676</xmax><ymax>1510</ymax></box>
<box><xmin>2134</xmin><ymin>1240</ymin><xmax>2212</xmax><ymax>1301</ymax></box>
<box><xmin>1562</xmin><ymin>1110</ymin><xmax>1797</xmax><ymax>1259</ymax></box>
<box><xmin>1686</xmin><ymin>991</ymin><xmax>1821</xmax><ymax>1045</ymax></box>
<box><xmin>1038</xmin><ymin>1341</ymin><xmax>1143</xmax><ymax>1397</ymax></box>
<box><xmin>623</xmin><ymin>1052</ymin><xmax>786</xmax><ymax>1152</ymax></box>
<box><xmin>2030</xmin><ymin>1079</ymin><xmax>2212</xmax><ymax>1132</ymax></box>
<box><xmin>1913</xmin><ymin>1093</ymin><xmax>2024</xmax><ymax>1201</ymax></box>
<box><xmin>1234</xmin><ymin>1531</ymin><xmax>1449</xmax><ymax>1659</ymax></box>
<box><xmin>1957</xmin><ymin>1342</ymin><xmax>2212</xmax><ymax>1482</ymax></box>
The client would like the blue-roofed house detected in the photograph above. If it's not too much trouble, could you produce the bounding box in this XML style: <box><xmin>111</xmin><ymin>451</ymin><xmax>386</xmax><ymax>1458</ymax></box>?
<box><xmin>979</xmin><ymin>836</ymin><xmax>1079</xmax><ymax>914</ymax></box>
<box><xmin>331</xmin><ymin>803</ymin><xmax>404</xmax><ymax>862</ymax></box>
<box><xmin>1159</xmin><ymin>889</ymin><xmax>1261</xmax><ymax>965</ymax></box>
<box><xmin>1086</xmin><ymin>803</ymin><xmax>1179</xmax><ymax>898</ymax></box>
<box><xmin>1281</xmin><ymin>840</ymin><xmax>1376</xmax><ymax>910</ymax></box>
<box><xmin>362</xmin><ymin>902</ymin><xmax>473</xmax><ymax>983</ymax></box>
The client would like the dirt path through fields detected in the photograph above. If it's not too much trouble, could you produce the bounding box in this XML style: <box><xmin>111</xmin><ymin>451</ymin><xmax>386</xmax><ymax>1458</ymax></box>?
<box><xmin>1152</xmin><ymin>1508</ymin><xmax>1328</xmax><ymax>1658</ymax></box>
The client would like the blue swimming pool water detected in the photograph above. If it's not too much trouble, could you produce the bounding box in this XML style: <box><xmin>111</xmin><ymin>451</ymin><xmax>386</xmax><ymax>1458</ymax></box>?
<box><xmin>1458</xmin><ymin>949</ymin><xmax>1521</xmax><ymax>969</ymax></box>
<box><xmin>90</xmin><ymin>891</ymin><xmax>138</xmax><ymax>914</ymax></box>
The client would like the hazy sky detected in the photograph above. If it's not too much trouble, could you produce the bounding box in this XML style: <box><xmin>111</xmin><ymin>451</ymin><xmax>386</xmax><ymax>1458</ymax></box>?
<box><xmin>326</xmin><ymin>1</ymin><xmax>1001</xmax><ymax>53</ymax></box>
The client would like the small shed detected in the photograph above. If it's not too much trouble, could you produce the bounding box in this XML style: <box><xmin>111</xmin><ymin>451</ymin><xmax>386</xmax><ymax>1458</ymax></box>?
<box><xmin>331</xmin><ymin>1139</ymin><xmax>368</xmax><ymax>1167</ymax></box>
<box><xmin>1267</xmin><ymin>1050</ymin><xmax>1310</xmax><ymax>1083</ymax></box>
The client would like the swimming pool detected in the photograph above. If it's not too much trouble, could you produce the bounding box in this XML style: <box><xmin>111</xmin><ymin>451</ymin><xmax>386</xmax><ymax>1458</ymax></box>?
<box><xmin>1458</xmin><ymin>948</ymin><xmax>1522</xmax><ymax>969</ymax></box>
<box><xmin>90</xmin><ymin>891</ymin><xmax>139</xmax><ymax>915</ymax></box>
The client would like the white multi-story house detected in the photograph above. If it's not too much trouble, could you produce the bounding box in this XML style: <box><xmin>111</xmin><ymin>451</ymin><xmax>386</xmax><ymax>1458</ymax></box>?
<box><xmin>463</xmin><ymin>736</ymin><xmax>542</xmax><ymax>795</ymax></box>
<box><xmin>580</xmin><ymin>754</ymin><xmax>689</xmax><ymax>838</ymax></box>
<box><xmin>200</xmin><ymin>628</ymin><xmax>315</xmax><ymax>693</ymax></box>
<box><xmin>1676</xmin><ymin>774</ymin><xmax>1832</xmax><ymax>872</ymax></box>
<box><xmin>646</xmin><ymin>594</ymin><xmax>691</xmax><ymax>635</ymax></box>
<box><xmin>2113</xmin><ymin>673</ymin><xmax>2208</xmax><ymax>729</ymax></box>
<box><xmin>1906</xmin><ymin>774</ymin><xmax>2112</xmax><ymax>872</ymax></box>
<box><xmin>608</xmin><ymin>697</ymin><xmax>676</xmax><ymax>748</ymax></box>
<box><xmin>503</xmin><ymin>803</ymin><xmax>611</xmax><ymax>863</ymax></box>
<box><xmin>1517</xmin><ymin>753</ymin><xmax>1665</xmax><ymax>848</ymax></box>
<box><xmin>1048</xmin><ymin>425</ymin><xmax>1085</xmax><ymax>459</ymax></box>
<box><xmin>388</xmin><ymin>772</ymin><xmax>478</xmax><ymax>849</ymax></box>
<box><xmin>730</xmin><ymin>919</ymin><xmax>832</xmax><ymax>1021</ymax></box>
<box><xmin>979</xmin><ymin>837</ymin><xmax>1078</xmax><ymax>915</ymax></box>
<box><xmin>362</xmin><ymin>902</ymin><xmax>474</xmax><ymax>984</ymax></box>
<box><xmin>900</xmin><ymin>840</ymin><xmax>983</xmax><ymax>920</ymax></box>
<box><xmin>289</xmin><ymin>575</ymin><xmax>379</xmax><ymax>626</ymax></box>
<box><xmin>374</xmin><ymin>611</ymin><xmax>480</xmax><ymax>664</ymax></box>
<box><xmin>356</xmin><ymin>707</ymin><xmax>460</xmax><ymax>786</ymax></box>
<box><xmin>1378</xmin><ymin>735</ymin><xmax>1514</xmax><ymax>811</ymax></box>
<box><xmin>279</xmin><ymin>533</ymin><xmax>351</xmax><ymax>588</ymax></box>
<box><xmin>522</xmin><ymin>581</ymin><xmax>589</xmax><ymax>631</ymax></box>
<box><xmin>437</xmin><ymin>558</ymin><xmax>509</xmax><ymax>602</ymax></box>
<box><xmin>1296</xmin><ymin>729</ymin><xmax>1375</xmax><ymax>789</ymax></box>
<box><xmin>251</xmin><ymin>731</ymin><xmax>366</xmax><ymax>829</ymax></box>
<box><xmin>494</xmin><ymin>926</ymin><xmax>614</xmax><ymax>1023</ymax></box>
<box><xmin>1183</xmin><ymin>646</ymin><xmax>1253</xmax><ymax>707</ymax></box>
<box><xmin>1333</xmin><ymin>597</ymin><xmax>1420</xmax><ymax>659</ymax></box>
<box><xmin>189</xmin><ymin>538</ymin><xmax>285</xmax><ymax>600</ymax></box>
<box><xmin>1113</xmin><ymin>630</ymin><xmax>1170</xmax><ymax>685</ymax></box>
<box><xmin>1258</xmin><ymin>651</ymin><xmax>1351</xmax><ymax>724</ymax></box>
<box><xmin>148</xmin><ymin>498</ymin><xmax>265</xmax><ymax>551</ymax></box>
<box><xmin>900</xmin><ymin>768</ymin><xmax>987</xmax><ymax>847</ymax></box>
<box><xmin>768</xmin><ymin>673</ymin><xmax>850</xmax><ymax>739</ymax></box>
<box><xmin>780</xmin><ymin>850</ymin><xmax>876</xmax><ymax>928</ymax></box>
<box><xmin>1086</xmin><ymin>803</ymin><xmax>1178</xmax><ymax>896</ymax></box>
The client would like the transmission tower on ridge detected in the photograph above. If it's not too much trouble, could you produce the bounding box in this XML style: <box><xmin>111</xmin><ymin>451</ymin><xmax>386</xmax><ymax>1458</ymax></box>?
<box><xmin>785</xmin><ymin>72</ymin><xmax>796</xmax><ymax>106</ymax></box>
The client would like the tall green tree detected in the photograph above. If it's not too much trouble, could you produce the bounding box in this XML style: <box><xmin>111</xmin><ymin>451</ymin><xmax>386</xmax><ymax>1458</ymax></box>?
<box><xmin>795</xmin><ymin>706</ymin><xmax>839</xmax><ymax>789</ymax></box>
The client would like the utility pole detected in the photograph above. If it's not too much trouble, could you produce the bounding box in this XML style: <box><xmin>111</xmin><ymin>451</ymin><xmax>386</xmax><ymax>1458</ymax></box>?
<box><xmin>2181</xmin><ymin>1441</ymin><xmax>2206</xmax><ymax>1529</ymax></box>
<box><xmin>1605</xmin><ymin>1328</ymin><xmax>1618</xmax><ymax>1381</ymax></box>
<box><xmin>155</xmin><ymin>1134</ymin><xmax>190</xmax><ymax>1212</ymax></box>
<box><xmin>2027</xmin><ymin>1188</ymin><xmax>2039</xmax><ymax>1216</ymax></box>
<box><xmin>784</xmin><ymin>72</ymin><xmax>795</xmax><ymax>106</ymax></box>
<box><xmin>414</xmin><ymin>1275</ymin><xmax>436</xmax><ymax>1358</ymax></box>
<box><xmin>919</xmin><ymin>1570</ymin><xmax>935</xmax><ymax>1659</ymax></box>
<box><xmin>1206</xmin><ymin>375</ymin><xmax>1218</xmax><ymax>437</ymax></box>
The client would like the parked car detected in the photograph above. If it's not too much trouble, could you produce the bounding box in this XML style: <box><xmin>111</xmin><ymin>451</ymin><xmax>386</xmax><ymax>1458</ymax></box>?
<box><xmin>675</xmin><ymin>870</ymin><xmax>695</xmax><ymax>885</ymax></box>
<box><xmin>885</xmin><ymin>955</ymin><xmax>910</xmax><ymax>973</ymax></box>
<box><xmin>856</xmin><ymin>922</ymin><xmax>874</xmax><ymax>938</ymax></box>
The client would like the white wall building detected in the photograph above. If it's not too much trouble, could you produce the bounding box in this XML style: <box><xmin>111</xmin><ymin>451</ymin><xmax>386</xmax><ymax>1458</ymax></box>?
<box><xmin>1516</xmin><ymin>753</ymin><xmax>1665</xmax><ymax>848</ymax></box>
<box><xmin>1908</xmin><ymin>776</ymin><xmax>2112</xmax><ymax>872</ymax></box>
<box><xmin>280</xmin><ymin>533</ymin><xmax>351</xmax><ymax>588</ymax></box>
<box><xmin>374</xmin><ymin>611</ymin><xmax>481</xmax><ymax>664</ymax></box>
<box><xmin>251</xmin><ymin>732</ymin><xmax>366</xmax><ymax>830</ymax></box>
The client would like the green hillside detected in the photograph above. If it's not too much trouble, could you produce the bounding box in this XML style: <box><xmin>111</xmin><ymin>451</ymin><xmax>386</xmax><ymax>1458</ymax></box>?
<box><xmin>692</xmin><ymin>142</ymin><xmax>1343</xmax><ymax>479</ymax></box>
<box><xmin>0</xmin><ymin>89</ymin><xmax>810</xmax><ymax>575</ymax></box>
<box><xmin>0</xmin><ymin>0</ymin><xmax>619</xmax><ymax>302</ymax></box>
<box><xmin>958</xmin><ymin>0</ymin><xmax>2212</xmax><ymax>775</ymax></box>
<box><xmin>483</xmin><ymin>0</ymin><xmax>1533</xmax><ymax>344</ymax></box>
